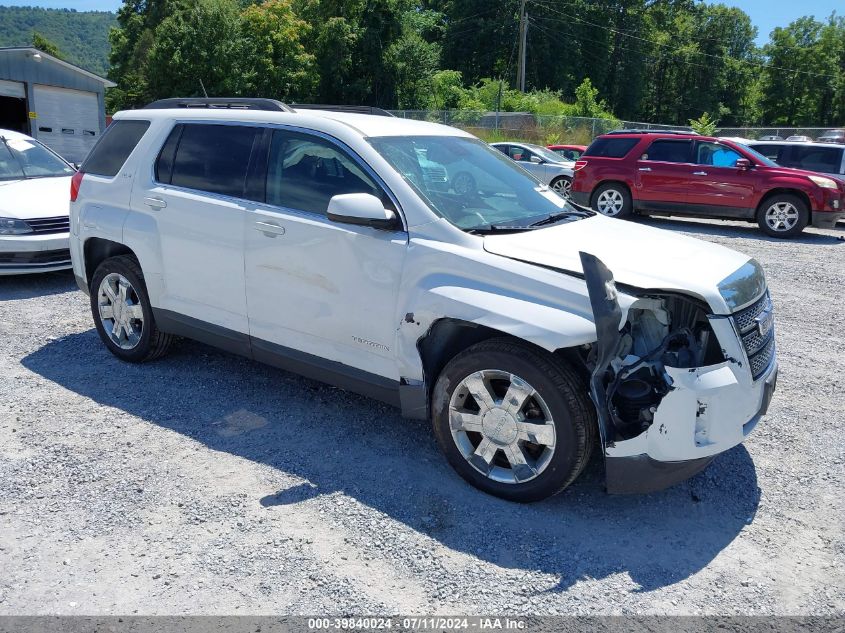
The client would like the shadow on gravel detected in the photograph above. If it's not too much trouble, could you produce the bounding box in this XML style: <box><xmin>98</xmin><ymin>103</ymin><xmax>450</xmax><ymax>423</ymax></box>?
<box><xmin>23</xmin><ymin>331</ymin><xmax>760</xmax><ymax>593</ymax></box>
<box><xmin>634</xmin><ymin>216</ymin><xmax>844</xmax><ymax>245</ymax></box>
<box><xmin>0</xmin><ymin>270</ymin><xmax>76</xmax><ymax>300</ymax></box>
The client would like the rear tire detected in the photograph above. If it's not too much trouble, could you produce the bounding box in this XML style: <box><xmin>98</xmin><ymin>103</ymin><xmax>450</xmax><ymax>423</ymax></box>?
<box><xmin>756</xmin><ymin>194</ymin><xmax>809</xmax><ymax>238</ymax></box>
<box><xmin>591</xmin><ymin>182</ymin><xmax>632</xmax><ymax>218</ymax></box>
<box><xmin>550</xmin><ymin>176</ymin><xmax>572</xmax><ymax>199</ymax></box>
<box><xmin>431</xmin><ymin>338</ymin><xmax>595</xmax><ymax>502</ymax></box>
<box><xmin>90</xmin><ymin>255</ymin><xmax>173</xmax><ymax>363</ymax></box>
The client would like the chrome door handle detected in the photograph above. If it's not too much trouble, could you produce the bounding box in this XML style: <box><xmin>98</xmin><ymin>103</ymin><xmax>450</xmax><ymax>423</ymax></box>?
<box><xmin>693</xmin><ymin>171</ymin><xmax>708</xmax><ymax>176</ymax></box>
<box><xmin>638</xmin><ymin>167</ymin><xmax>651</xmax><ymax>172</ymax></box>
<box><xmin>143</xmin><ymin>197</ymin><xmax>167</xmax><ymax>209</ymax></box>
<box><xmin>255</xmin><ymin>221</ymin><xmax>286</xmax><ymax>236</ymax></box>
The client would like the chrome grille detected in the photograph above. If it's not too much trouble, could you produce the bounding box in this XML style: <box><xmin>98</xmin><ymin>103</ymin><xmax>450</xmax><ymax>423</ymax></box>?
<box><xmin>732</xmin><ymin>292</ymin><xmax>776</xmax><ymax>380</ymax></box>
<box><xmin>26</xmin><ymin>216</ymin><xmax>70</xmax><ymax>234</ymax></box>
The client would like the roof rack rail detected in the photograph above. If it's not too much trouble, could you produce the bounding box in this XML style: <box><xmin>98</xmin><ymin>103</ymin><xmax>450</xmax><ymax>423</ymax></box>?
<box><xmin>606</xmin><ymin>129</ymin><xmax>699</xmax><ymax>136</ymax></box>
<box><xmin>292</xmin><ymin>104</ymin><xmax>394</xmax><ymax>117</ymax></box>
<box><xmin>144</xmin><ymin>98</ymin><xmax>293</xmax><ymax>112</ymax></box>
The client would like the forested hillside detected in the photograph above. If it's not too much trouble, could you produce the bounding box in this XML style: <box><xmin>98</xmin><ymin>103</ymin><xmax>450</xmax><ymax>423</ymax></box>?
<box><xmin>0</xmin><ymin>6</ymin><xmax>115</xmax><ymax>76</ymax></box>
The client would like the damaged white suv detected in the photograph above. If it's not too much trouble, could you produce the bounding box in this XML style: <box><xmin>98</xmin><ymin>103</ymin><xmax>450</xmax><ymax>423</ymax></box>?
<box><xmin>69</xmin><ymin>99</ymin><xmax>777</xmax><ymax>501</ymax></box>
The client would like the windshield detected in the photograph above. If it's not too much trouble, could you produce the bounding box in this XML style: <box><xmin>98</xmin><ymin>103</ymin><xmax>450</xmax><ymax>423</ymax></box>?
<box><xmin>739</xmin><ymin>144</ymin><xmax>779</xmax><ymax>167</ymax></box>
<box><xmin>368</xmin><ymin>135</ymin><xmax>590</xmax><ymax>232</ymax></box>
<box><xmin>0</xmin><ymin>136</ymin><xmax>74</xmax><ymax>181</ymax></box>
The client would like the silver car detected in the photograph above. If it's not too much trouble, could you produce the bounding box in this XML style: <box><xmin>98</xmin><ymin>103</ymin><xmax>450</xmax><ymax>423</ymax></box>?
<box><xmin>490</xmin><ymin>142</ymin><xmax>575</xmax><ymax>198</ymax></box>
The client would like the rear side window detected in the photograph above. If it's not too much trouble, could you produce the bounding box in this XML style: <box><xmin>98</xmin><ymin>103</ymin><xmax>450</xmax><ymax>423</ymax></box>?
<box><xmin>81</xmin><ymin>119</ymin><xmax>150</xmax><ymax>176</ymax></box>
<box><xmin>168</xmin><ymin>124</ymin><xmax>260</xmax><ymax>198</ymax></box>
<box><xmin>642</xmin><ymin>139</ymin><xmax>692</xmax><ymax>163</ymax></box>
<box><xmin>782</xmin><ymin>146</ymin><xmax>843</xmax><ymax>174</ymax></box>
<box><xmin>583</xmin><ymin>137</ymin><xmax>639</xmax><ymax>158</ymax></box>
<box><xmin>154</xmin><ymin>124</ymin><xmax>183</xmax><ymax>184</ymax></box>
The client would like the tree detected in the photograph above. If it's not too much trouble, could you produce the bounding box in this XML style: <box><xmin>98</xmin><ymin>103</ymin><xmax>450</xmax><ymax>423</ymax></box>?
<box><xmin>241</xmin><ymin>0</ymin><xmax>316</xmax><ymax>101</ymax></box>
<box><xmin>32</xmin><ymin>31</ymin><xmax>62</xmax><ymax>58</ymax></box>
<box><xmin>688</xmin><ymin>112</ymin><xmax>718</xmax><ymax>135</ymax></box>
<box><xmin>146</xmin><ymin>0</ymin><xmax>248</xmax><ymax>99</ymax></box>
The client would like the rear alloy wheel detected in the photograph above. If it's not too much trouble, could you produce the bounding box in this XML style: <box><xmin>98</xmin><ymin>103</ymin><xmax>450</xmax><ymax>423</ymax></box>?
<box><xmin>592</xmin><ymin>183</ymin><xmax>632</xmax><ymax>218</ymax></box>
<box><xmin>90</xmin><ymin>255</ymin><xmax>173</xmax><ymax>363</ymax></box>
<box><xmin>756</xmin><ymin>194</ymin><xmax>809</xmax><ymax>238</ymax></box>
<box><xmin>550</xmin><ymin>176</ymin><xmax>572</xmax><ymax>199</ymax></box>
<box><xmin>432</xmin><ymin>338</ymin><xmax>595</xmax><ymax>502</ymax></box>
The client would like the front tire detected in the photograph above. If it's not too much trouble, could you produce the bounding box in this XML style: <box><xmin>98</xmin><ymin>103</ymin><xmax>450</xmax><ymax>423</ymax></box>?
<box><xmin>756</xmin><ymin>194</ymin><xmax>809</xmax><ymax>238</ymax></box>
<box><xmin>591</xmin><ymin>182</ymin><xmax>632</xmax><ymax>218</ymax></box>
<box><xmin>90</xmin><ymin>255</ymin><xmax>173</xmax><ymax>363</ymax></box>
<box><xmin>431</xmin><ymin>338</ymin><xmax>595</xmax><ymax>502</ymax></box>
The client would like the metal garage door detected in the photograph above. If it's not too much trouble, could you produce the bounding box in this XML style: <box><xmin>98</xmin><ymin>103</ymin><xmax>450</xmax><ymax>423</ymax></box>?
<box><xmin>32</xmin><ymin>84</ymin><xmax>100</xmax><ymax>163</ymax></box>
<box><xmin>0</xmin><ymin>79</ymin><xmax>25</xmax><ymax>98</ymax></box>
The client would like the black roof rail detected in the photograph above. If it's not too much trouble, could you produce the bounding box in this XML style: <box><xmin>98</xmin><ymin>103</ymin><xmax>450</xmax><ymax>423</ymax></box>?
<box><xmin>292</xmin><ymin>103</ymin><xmax>394</xmax><ymax>117</ymax></box>
<box><xmin>144</xmin><ymin>98</ymin><xmax>294</xmax><ymax>112</ymax></box>
<box><xmin>605</xmin><ymin>129</ymin><xmax>699</xmax><ymax>136</ymax></box>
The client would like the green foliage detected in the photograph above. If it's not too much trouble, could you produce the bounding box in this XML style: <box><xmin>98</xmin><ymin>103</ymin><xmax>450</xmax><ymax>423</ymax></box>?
<box><xmin>31</xmin><ymin>31</ymin><xmax>62</xmax><ymax>58</ymax></box>
<box><xmin>688</xmin><ymin>112</ymin><xmax>719</xmax><ymax>136</ymax></box>
<box><xmin>0</xmin><ymin>6</ymin><xmax>114</xmax><ymax>75</ymax></box>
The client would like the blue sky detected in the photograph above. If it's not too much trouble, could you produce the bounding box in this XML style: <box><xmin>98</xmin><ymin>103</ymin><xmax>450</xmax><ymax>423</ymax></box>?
<box><xmin>0</xmin><ymin>0</ymin><xmax>841</xmax><ymax>45</ymax></box>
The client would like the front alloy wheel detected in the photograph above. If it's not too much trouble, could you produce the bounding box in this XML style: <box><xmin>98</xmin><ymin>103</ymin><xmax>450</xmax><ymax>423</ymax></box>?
<box><xmin>449</xmin><ymin>370</ymin><xmax>556</xmax><ymax>484</ymax></box>
<box><xmin>432</xmin><ymin>338</ymin><xmax>595</xmax><ymax>502</ymax></box>
<box><xmin>756</xmin><ymin>194</ymin><xmax>809</xmax><ymax>238</ymax></box>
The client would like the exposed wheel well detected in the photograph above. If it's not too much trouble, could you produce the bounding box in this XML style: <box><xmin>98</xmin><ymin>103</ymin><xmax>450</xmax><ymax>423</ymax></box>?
<box><xmin>757</xmin><ymin>189</ymin><xmax>812</xmax><ymax>215</ymax></box>
<box><xmin>416</xmin><ymin>318</ymin><xmax>591</xmax><ymax>402</ymax></box>
<box><xmin>84</xmin><ymin>238</ymin><xmax>135</xmax><ymax>284</ymax></box>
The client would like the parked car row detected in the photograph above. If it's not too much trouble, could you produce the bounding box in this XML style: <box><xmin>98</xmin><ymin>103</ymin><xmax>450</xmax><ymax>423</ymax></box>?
<box><xmin>758</xmin><ymin>130</ymin><xmax>844</xmax><ymax>143</ymax></box>
<box><xmin>569</xmin><ymin>130</ymin><xmax>844</xmax><ymax>237</ymax></box>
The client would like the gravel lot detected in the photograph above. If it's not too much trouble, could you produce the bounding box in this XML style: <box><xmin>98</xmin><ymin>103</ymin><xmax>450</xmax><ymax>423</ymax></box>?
<box><xmin>1</xmin><ymin>217</ymin><xmax>843</xmax><ymax>616</ymax></box>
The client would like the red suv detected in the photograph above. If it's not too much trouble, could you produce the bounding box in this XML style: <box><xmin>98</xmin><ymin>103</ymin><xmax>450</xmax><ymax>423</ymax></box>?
<box><xmin>570</xmin><ymin>131</ymin><xmax>845</xmax><ymax>237</ymax></box>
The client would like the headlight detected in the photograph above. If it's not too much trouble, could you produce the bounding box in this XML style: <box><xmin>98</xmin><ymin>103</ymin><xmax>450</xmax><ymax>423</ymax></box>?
<box><xmin>0</xmin><ymin>217</ymin><xmax>33</xmax><ymax>235</ymax></box>
<box><xmin>718</xmin><ymin>259</ymin><xmax>767</xmax><ymax>311</ymax></box>
<box><xmin>808</xmin><ymin>175</ymin><xmax>838</xmax><ymax>189</ymax></box>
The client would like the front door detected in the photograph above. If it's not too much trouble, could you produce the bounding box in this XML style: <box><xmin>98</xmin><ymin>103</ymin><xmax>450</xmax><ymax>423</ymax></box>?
<box><xmin>244</xmin><ymin>128</ymin><xmax>407</xmax><ymax>380</ymax></box>
<box><xmin>685</xmin><ymin>141</ymin><xmax>757</xmax><ymax>216</ymax></box>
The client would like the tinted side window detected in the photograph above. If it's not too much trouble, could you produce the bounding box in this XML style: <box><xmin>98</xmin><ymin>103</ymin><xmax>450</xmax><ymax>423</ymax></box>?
<box><xmin>266</xmin><ymin>130</ymin><xmax>382</xmax><ymax>215</ymax></box>
<box><xmin>783</xmin><ymin>146</ymin><xmax>842</xmax><ymax>174</ymax></box>
<box><xmin>170</xmin><ymin>124</ymin><xmax>259</xmax><ymax>198</ymax></box>
<box><xmin>643</xmin><ymin>140</ymin><xmax>692</xmax><ymax>163</ymax></box>
<box><xmin>750</xmin><ymin>144</ymin><xmax>783</xmax><ymax>162</ymax></box>
<box><xmin>81</xmin><ymin>120</ymin><xmax>150</xmax><ymax>177</ymax></box>
<box><xmin>155</xmin><ymin>124</ymin><xmax>182</xmax><ymax>184</ymax></box>
<box><xmin>583</xmin><ymin>137</ymin><xmax>639</xmax><ymax>158</ymax></box>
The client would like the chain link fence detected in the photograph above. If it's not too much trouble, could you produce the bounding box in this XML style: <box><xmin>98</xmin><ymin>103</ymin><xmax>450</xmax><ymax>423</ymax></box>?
<box><xmin>388</xmin><ymin>110</ymin><xmax>843</xmax><ymax>145</ymax></box>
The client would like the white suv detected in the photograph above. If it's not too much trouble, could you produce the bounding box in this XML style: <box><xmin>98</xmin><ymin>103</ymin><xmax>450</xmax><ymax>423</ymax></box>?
<box><xmin>69</xmin><ymin>99</ymin><xmax>778</xmax><ymax>501</ymax></box>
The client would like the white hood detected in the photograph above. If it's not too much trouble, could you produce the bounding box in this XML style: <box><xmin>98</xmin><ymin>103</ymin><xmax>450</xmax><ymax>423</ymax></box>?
<box><xmin>483</xmin><ymin>214</ymin><xmax>754</xmax><ymax>314</ymax></box>
<box><xmin>0</xmin><ymin>176</ymin><xmax>72</xmax><ymax>220</ymax></box>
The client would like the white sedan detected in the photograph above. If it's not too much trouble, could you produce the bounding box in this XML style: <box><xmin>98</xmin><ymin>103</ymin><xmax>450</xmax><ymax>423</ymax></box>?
<box><xmin>0</xmin><ymin>129</ymin><xmax>76</xmax><ymax>274</ymax></box>
<box><xmin>490</xmin><ymin>142</ymin><xmax>575</xmax><ymax>198</ymax></box>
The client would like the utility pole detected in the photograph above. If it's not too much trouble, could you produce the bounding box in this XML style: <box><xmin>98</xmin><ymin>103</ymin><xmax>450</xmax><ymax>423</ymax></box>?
<box><xmin>516</xmin><ymin>0</ymin><xmax>528</xmax><ymax>92</ymax></box>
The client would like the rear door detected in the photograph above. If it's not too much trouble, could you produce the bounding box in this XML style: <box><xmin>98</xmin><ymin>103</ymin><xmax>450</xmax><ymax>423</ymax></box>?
<box><xmin>635</xmin><ymin>139</ymin><xmax>694</xmax><ymax>209</ymax></box>
<box><xmin>506</xmin><ymin>145</ymin><xmax>547</xmax><ymax>181</ymax></box>
<box><xmin>685</xmin><ymin>140</ymin><xmax>757</xmax><ymax>216</ymax></box>
<box><xmin>130</xmin><ymin>122</ymin><xmax>261</xmax><ymax>334</ymax></box>
<box><xmin>781</xmin><ymin>145</ymin><xmax>845</xmax><ymax>180</ymax></box>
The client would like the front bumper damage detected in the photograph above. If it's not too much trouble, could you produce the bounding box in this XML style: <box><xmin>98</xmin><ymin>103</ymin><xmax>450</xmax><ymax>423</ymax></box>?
<box><xmin>580</xmin><ymin>252</ymin><xmax>777</xmax><ymax>494</ymax></box>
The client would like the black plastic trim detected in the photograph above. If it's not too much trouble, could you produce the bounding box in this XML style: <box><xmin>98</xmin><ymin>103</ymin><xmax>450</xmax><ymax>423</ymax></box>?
<box><xmin>145</xmin><ymin>98</ymin><xmax>293</xmax><ymax>113</ymax></box>
<box><xmin>605</xmin><ymin>454</ymin><xmax>715</xmax><ymax>494</ymax></box>
<box><xmin>152</xmin><ymin>308</ymin><xmax>402</xmax><ymax>409</ymax></box>
<box><xmin>292</xmin><ymin>104</ymin><xmax>394</xmax><ymax>117</ymax></box>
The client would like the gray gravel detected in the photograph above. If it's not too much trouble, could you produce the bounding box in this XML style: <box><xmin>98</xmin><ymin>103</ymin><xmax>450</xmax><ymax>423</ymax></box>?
<box><xmin>0</xmin><ymin>217</ymin><xmax>843</xmax><ymax>616</ymax></box>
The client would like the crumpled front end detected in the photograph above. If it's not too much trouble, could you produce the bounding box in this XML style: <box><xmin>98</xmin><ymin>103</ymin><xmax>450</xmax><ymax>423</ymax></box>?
<box><xmin>580</xmin><ymin>252</ymin><xmax>777</xmax><ymax>494</ymax></box>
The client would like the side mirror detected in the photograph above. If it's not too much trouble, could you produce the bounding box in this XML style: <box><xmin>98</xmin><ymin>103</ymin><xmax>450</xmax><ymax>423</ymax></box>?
<box><xmin>327</xmin><ymin>193</ymin><xmax>400</xmax><ymax>230</ymax></box>
<box><xmin>735</xmin><ymin>158</ymin><xmax>752</xmax><ymax>171</ymax></box>
<box><xmin>530</xmin><ymin>156</ymin><xmax>543</xmax><ymax>164</ymax></box>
